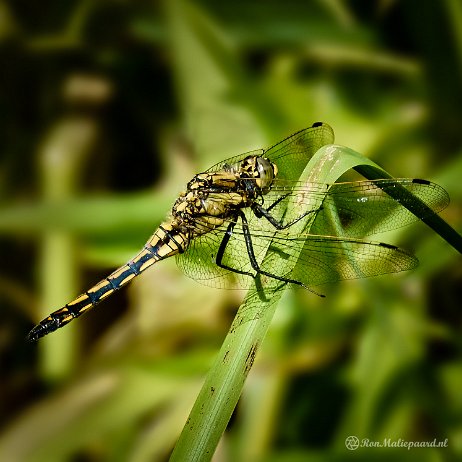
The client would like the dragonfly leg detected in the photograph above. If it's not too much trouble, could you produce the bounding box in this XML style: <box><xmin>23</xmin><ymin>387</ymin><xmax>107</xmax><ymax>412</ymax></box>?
<box><xmin>216</xmin><ymin>211</ymin><xmax>322</xmax><ymax>292</ymax></box>
<box><xmin>252</xmin><ymin>202</ymin><xmax>321</xmax><ymax>230</ymax></box>
<box><xmin>239</xmin><ymin>211</ymin><xmax>320</xmax><ymax>289</ymax></box>
<box><xmin>265</xmin><ymin>194</ymin><xmax>290</xmax><ymax>212</ymax></box>
<box><xmin>215</xmin><ymin>215</ymin><xmax>255</xmax><ymax>278</ymax></box>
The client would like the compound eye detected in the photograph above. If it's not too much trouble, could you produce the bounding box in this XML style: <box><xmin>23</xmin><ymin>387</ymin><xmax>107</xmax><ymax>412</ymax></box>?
<box><xmin>255</xmin><ymin>157</ymin><xmax>276</xmax><ymax>189</ymax></box>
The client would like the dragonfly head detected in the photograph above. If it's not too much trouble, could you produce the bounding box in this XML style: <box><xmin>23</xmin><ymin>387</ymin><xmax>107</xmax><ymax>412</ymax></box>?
<box><xmin>241</xmin><ymin>156</ymin><xmax>278</xmax><ymax>193</ymax></box>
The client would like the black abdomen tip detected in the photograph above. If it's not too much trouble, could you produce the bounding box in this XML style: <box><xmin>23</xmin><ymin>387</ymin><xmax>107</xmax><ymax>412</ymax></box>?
<box><xmin>26</xmin><ymin>325</ymin><xmax>44</xmax><ymax>342</ymax></box>
<box><xmin>26</xmin><ymin>318</ymin><xmax>58</xmax><ymax>342</ymax></box>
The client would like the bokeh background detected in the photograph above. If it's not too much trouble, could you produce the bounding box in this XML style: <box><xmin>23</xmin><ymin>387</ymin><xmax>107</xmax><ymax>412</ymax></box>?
<box><xmin>1</xmin><ymin>1</ymin><xmax>462</xmax><ymax>461</ymax></box>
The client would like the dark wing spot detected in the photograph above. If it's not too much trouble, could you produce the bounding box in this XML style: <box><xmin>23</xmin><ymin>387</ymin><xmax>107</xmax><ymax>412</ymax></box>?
<box><xmin>412</xmin><ymin>178</ymin><xmax>430</xmax><ymax>185</ymax></box>
<box><xmin>379</xmin><ymin>242</ymin><xmax>398</xmax><ymax>250</ymax></box>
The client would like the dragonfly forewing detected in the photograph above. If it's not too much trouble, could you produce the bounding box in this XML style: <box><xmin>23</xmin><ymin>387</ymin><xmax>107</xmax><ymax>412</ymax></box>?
<box><xmin>315</xmin><ymin>178</ymin><xmax>449</xmax><ymax>237</ymax></box>
<box><xmin>263</xmin><ymin>122</ymin><xmax>334</xmax><ymax>182</ymax></box>
<box><xmin>205</xmin><ymin>122</ymin><xmax>334</xmax><ymax>183</ymax></box>
<box><xmin>260</xmin><ymin>178</ymin><xmax>449</xmax><ymax>238</ymax></box>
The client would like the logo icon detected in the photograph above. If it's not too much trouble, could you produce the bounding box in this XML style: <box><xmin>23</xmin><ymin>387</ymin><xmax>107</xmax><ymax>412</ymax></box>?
<box><xmin>345</xmin><ymin>435</ymin><xmax>360</xmax><ymax>450</ymax></box>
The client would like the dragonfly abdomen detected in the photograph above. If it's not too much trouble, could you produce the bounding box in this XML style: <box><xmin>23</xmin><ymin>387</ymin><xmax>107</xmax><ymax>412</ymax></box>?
<box><xmin>27</xmin><ymin>222</ymin><xmax>189</xmax><ymax>341</ymax></box>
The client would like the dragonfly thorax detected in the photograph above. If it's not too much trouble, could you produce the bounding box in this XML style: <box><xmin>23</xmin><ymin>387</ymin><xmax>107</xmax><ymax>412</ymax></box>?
<box><xmin>169</xmin><ymin>156</ymin><xmax>278</xmax><ymax>239</ymax></box>
<box><xmin>171</xmin><ymin>171</ymin><xmax>241</xmax><ymax>234</ymax></box>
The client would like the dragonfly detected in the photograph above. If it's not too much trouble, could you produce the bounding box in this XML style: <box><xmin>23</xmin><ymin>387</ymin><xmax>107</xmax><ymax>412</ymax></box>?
<box><xmin>27</xmin><ymin>122</ymin><xmax>449</xmax><ymax>341</ymax></box>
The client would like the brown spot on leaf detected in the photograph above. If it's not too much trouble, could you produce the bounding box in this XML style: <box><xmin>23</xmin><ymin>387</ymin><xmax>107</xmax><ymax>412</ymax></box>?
<box><xmin>244</xmin><ymin>342</ymin><xmax>259</xmax><ymax>375</ymax></box>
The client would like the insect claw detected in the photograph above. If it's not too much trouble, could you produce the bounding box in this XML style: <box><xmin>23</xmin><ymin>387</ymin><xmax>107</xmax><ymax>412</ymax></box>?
<box><xmin>300</xmin><ymin>282</ymin><xmax>325</xmax><ymax>297</ymax></box>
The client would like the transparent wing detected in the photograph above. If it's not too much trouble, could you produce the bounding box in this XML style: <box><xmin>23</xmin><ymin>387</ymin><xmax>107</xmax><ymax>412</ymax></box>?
<box><xmin>176</xmin><ymin>221</ymin><xmax>418</xmax><ymax>289</ymax></box>
<box><xmin>205</xmin><ymin>122</ymin><xmax>334</xmax><ymax>178</ymax></box>
<box><xmin>262</xmin><ymin>122</ymin><xmax>334</xmax><ymax>182</ymax></box>
<box><xmin>263</xmin><ymin>178</ymin><xmax>450</xmax><ymax>237</ymax></box>
<box><xmin>269</xmin><ymin>234</ymin><xmax>418</xmax><ymax>287</ymax></box>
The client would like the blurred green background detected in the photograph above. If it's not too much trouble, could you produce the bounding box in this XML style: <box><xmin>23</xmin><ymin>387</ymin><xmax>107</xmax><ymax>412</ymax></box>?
<box><xmin>0</xmin><ymin>1</ymin><xmax>461</xmax><ymax>461</ymax></box>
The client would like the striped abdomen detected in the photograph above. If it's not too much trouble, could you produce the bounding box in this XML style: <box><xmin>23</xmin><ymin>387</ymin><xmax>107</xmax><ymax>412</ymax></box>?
<box><xmin>27</xmin><ymin>223</ymin><xmax>188</xmax><ymax>341</ymax></box>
